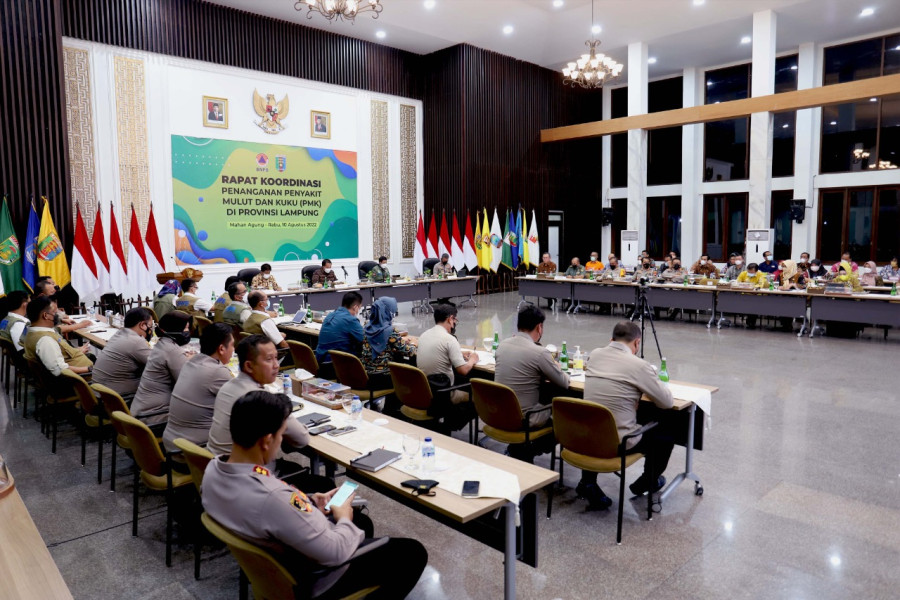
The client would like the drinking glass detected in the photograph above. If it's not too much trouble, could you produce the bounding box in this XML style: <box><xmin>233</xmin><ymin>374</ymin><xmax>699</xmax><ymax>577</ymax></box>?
<box><xmin>340</xmin><ymin>394</ymin><xmax>354</xmax><ymax>414</ymax></box>
<box><xmin>402</xmin><ymin>434</ymin><xmax>420</xmax><ymax>468</ymax></box>
<box><xmin>482</xmin><ymin>337</ymin><xmax>493</xmax><ymax>352</ymax></box>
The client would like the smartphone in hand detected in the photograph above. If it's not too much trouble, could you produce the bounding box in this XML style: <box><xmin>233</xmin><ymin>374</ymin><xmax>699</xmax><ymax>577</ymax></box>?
<box><xmin>325</xmin><ymin>481</ymin><xmax>359</xmax><ymax>511</ymax></box>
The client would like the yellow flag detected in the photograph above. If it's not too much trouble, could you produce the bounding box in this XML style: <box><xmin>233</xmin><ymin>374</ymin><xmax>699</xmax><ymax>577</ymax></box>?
<box><xmin>521</xmin><ymin>209</ymin><xmax>530</xmax><ymax>268</ymax></box>
<box><xmin>481</xmin><ymin>208</ymin><xmax>491</xmax><ymax>270</ymax></box>
<box><xmin>37</xmin><ymin>198</ymin><xmax>71</xmax><ymax>289</ymax></box>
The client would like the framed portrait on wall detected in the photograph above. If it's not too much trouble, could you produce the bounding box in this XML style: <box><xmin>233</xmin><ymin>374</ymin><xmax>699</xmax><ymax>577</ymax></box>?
<box><xmin>311</xmin><ymin>110</ymin><xmax>331</xmax><ymax>139</ymax></box>
<box><xmin>203</xmin><ymin>96</ymin><xmax>228</xmax><ymax>128</ymax></box>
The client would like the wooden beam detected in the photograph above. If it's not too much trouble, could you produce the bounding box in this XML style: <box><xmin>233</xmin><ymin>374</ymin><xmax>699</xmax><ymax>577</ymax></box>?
<box><xmin>541</xmin><ymin>73</ymin><xmax>900</xmax><ymax>143</ymax></box>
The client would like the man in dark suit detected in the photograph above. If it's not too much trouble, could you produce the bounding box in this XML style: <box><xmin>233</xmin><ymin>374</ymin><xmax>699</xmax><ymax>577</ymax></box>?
<box><xmin>208</xmin><ymin>102</ymin><xmax>223</xmax><ymax>122</ymax></box>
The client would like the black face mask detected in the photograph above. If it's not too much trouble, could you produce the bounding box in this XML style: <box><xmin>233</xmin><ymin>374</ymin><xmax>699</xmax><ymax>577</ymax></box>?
<box><xmin>673</xmin><ymin>263</ymin><xmax>681</xmax><ymax>269</ymax></box>
<box><xmin>158</xmin><ymin>328</ymin><xmax>191</xmax><ymax>346</ymax></box>
<box><xmin>52</xmin><ymin>313</ymin><xmax>61</xmax><ymax>327</ymax></box>
<box><xmin>141</xmin><ymin>325</ymin><xmax>153</xmax><ymax>342</ymax></box>
<box><xmin>642</xmin><ymin>263</ymin><xmax>650</xmax><ymax>268</ymax></box>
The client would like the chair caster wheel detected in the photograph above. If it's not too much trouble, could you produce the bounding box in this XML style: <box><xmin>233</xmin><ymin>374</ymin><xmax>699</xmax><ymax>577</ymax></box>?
<box><xmin>695</xmin><ymin>485</ymin><xmax>704</xmax><ymax>496</ymax></box>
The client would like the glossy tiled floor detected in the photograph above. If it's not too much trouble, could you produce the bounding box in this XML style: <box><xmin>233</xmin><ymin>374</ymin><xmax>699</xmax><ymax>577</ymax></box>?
<box><xmin>1</xmin><ymin>292</ymin><xmax>898</xmax><ymax>599</ymax></box>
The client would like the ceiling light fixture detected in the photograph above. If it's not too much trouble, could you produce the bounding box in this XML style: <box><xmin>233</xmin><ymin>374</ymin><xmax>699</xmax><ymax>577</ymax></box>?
<box><xmin>693</xmin><ymin>0</ymin><xmax>705</xmax><ymax>5</ymax></box>
<box><xmin>375</xmin><ymin>30</ymin><xmax>386</xmax><ymax>38</ymax></box>
<box><xmin>870</xmin><ymin>97</ymin><xmax>878</xmax><ymax>102</ymax></box>
<box><xmin>790</xmin><ymin>65</ymin><xmax>798</xmax><ymax>70</ymax></box>
<box><xmin>503</xmin><ymin>24</ymin><xmax>514</xmax><ymax>35</ymax></box>
<box><xmin>591</xmin><ymin>24</ymin><xmax>601</xmax><ymax>34</ymax></box>
<box><xmin>860</xmin><ymin>7</ymin><xmax>874</xmax><ymax>17</ymax></box>
<box><xmin>562</xmin><ymin>0</ymin><xmax>622</xmax><ymax>90</ymax></box>
<box><xmin>741</xmin><ymin>36</ymin><xmax>752</xmax><ymax>44</ymax></box>
<box><xmin>553</xmin><ymin>0</ymin><xmax>564</xmax><ymax>7</ymax></box>
<box><xmin>424</xmin><ymin>0</ymin><xmax>435</xmax><ymax>8</ymax></box>
<box><xmin>648</xmin><ymin>57</ymin><xmax>658</xmax><ymax>64</ymax></box>
<box><xmin>294</xmin><ymin>0</ymin><xmax>383</xmax><ymax>22</ymax></box>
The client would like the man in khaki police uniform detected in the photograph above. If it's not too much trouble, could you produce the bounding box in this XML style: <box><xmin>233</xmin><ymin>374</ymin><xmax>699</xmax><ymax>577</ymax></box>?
<box><xmin>242</xmin><ymin>291</ymin><xmax>287</xmax><ymax>348</ymax></box>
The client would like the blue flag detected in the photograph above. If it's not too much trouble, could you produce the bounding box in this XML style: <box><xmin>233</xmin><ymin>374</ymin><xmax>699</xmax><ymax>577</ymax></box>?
<box><xmin>514</xmin><ymin>208</ymin><xmax>523</xmax><ymax>270</ymax></box>
<box><xmin>508</xmin><ymin>209</ymin><xmax>519</xmax><ymax>269</ymax></box>
<box><xmin>23</xmin><ymin>200</ymin><xmax>39</xmax><ymax>292</ymax></box>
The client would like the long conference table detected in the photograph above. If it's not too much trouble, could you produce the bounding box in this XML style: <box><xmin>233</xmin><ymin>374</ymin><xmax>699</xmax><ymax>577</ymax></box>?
<box><xmin>517</xmin><ymin>276</ymin><xmax>900</xmax><ymax>338</ymax></box>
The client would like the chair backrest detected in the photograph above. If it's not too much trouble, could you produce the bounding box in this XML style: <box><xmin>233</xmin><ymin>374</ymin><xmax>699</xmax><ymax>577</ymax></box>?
<box><xmin>328</xmin><ymin>350</ymin><xmax>369</xmax><ymax>389</ymax></box>
<box><xmin>423</xmin><ymin>258</ymin><xmax>439</xmax><ymax>274</ymax></box>
<box><xmin>28</xmin><ymin>357</ymin><xmax>76</xmax><ymax>400</ymax></box>
<box><xmin>470</xmin><ymin>378</ymin><xmax>526</xmax><ymax>432</ymax></box>
<box><xmin>195</xmin><ymin>315</ymin><xmax>212</xmax><ymax>337</ymax></box>
<box><xmin>172</xmin><ymin>438</ymin><xmax>214</xmax><ymax>494</ymax></box>
<box><xmin>237</xmin><ymin>268</ymin><xmax>261</xmax><ymax>286</ymax></box>
<box><xmin>238</xmin><ymin>331</ymin><xmax>252</xmax><ymax>341</ymax></box>
<box><xmin>286</xmin><ymin>340</ymin><xmax>318</xmax><ymax>376</ymax></box>
<box><xmin>552</xmin><ymin>397</ymin><xmax>621</xmax><ymax>459</ymax></box>
<box><xmin>357</xmin><ymin>260</ymin><xmax>378</xmax><ymax>280</ymax></box>
<box><xmin>0</xmin><ymin>339</ymin><xmax>27</xmax><ymax>373</ymax></box>
<box><xmin>301</xmin><ymin>265</ymin><xmax>319</xmax><ymax>282</ymax></box>
<box><xmin>26</xmin><ymin>358</ymin><xmax>48</xmax><ymax>393</ymax></box>
<box><xmin>388</xmin><ymin>362</ymin><xmax>432</xmax><ymax>410</ymax></box>
<box><xmin>59</xmin><ymin>369</ymin><xmax>100</xmax><ymax>415</ymax></box>
<box><xmin>111</xmin><ymin>410</ymin><xmax>167</xmax><ymax>477</ymax></box>
<box><xmin>201</xmin><ymin>512</ymin><xmax>298</xmax><ymax>600</ymax></box>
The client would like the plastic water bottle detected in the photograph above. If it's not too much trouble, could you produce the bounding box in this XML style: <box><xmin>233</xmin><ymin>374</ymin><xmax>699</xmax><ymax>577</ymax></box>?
<box><xmin>422</xmin><ymin>437</ymin><xmax>435</xmax><ymax>473</ymax></box>
<box><xmin>277</xmin><ymin>300</ymin><xmax>285</xmax><ymax>317</ymax></box>
<box><xmin>573</xmin><ymin>345</ymin><xmax>583</xmax><ymax>370</ymax></box>
<box><xmin>282</xmin><ymin>373</ymin><xmax>292</xmax><ymax>395</ymax></box>
<box><xmin>658</xmin><ymin>357</ymin><xmax>670</xmax><ymax>383</ymax></box>
<box><xmin>350</xmin><ymin>395</ymin><xmax>362</xmax><ymax>422</ymax></box>
<box><xmin>492</xmin><ymin>332</ymin><xmax>499</xmax><ymax>359</ymax></box>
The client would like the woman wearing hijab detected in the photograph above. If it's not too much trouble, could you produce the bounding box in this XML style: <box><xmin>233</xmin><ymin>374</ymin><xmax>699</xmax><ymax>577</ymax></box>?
<box><xmin>131</xmin><ymin>310</ymin><xmax>194</xmax><ymax>429</ymax></box>
<box><xmin>778</xmin><ymin>260</ymin><xmax>806</xmax><ymax>291</ymax></box>
<box><xmin>859</xmin><ymin>261</ymin><xmax>882</xmax><ymax>287</ymax></box>
<box><xmin>361</xmin><ymin>297</ymin><xmax>416</xmax><ymax>389</ymax></box>
<box><xmin>153</xmin><ymin>279</ymin><xmax>181</xmax><ymax>320</ymax></box>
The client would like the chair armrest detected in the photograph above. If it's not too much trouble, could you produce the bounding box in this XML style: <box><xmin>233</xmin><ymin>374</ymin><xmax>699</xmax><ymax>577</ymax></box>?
<box><xmin>441</xmin><ymin>382</ymin><xmax>471</xmax><ymax>393</ymax></box>
<box><xmin>522</xmin><ymin>404</ymin><xmax>553</xmax><ymax>431</ymax></box>
<box><xmin>619</xmin><ymin>421</ymin><xmax>658</xmax><ymax>453</ymax></box>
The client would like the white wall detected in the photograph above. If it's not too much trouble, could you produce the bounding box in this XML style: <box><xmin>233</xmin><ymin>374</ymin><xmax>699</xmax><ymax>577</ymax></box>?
<box><xmin>64</xmin><ymin>38</ymin><xmax>423</xmax><ymax>297</ymax></box>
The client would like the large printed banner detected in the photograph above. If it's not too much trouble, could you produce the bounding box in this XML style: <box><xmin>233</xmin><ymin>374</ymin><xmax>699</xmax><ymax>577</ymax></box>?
<box><xmin>172</xmin><ymin>135</ymin><xmax>358</xmax><ymax>264</ymax></box>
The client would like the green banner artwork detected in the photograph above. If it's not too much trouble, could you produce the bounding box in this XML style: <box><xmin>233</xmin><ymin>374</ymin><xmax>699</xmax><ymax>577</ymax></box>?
<box><xmin>172</xmin><ymin>135</ymin><xmax>358</xmax><ymax>265</ymax></box>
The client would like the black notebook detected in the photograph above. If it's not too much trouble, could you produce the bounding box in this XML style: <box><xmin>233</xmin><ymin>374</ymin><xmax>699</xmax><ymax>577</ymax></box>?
<box><xmin>297</xmin><ymin>412</ymin><xmax>331</xmax><ymax>426</ymax></box>
<box><xmin>350</xmin><ymin>449</ymin><xmax>401</xmax><ymax>472</ymax></box>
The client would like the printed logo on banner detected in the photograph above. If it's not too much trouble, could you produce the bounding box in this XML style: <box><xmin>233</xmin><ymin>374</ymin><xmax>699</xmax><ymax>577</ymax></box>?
<box><xmin>275</xmin><ymin>155</ymin><xmax>287</xmax><ymax>172</ymax></box>
<box><xmin>37</xmin><ymin>232</ymin><xmax>63</xmax><ymax>261</ymax></box>
<box><xmin>256</xmin><ymin>153</ymin><xmax>269</xmax><ymax>172</ymax></box>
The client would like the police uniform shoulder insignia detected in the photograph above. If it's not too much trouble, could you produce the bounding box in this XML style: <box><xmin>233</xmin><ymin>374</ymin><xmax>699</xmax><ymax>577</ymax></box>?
<box><xmin>252</xmin><ymin>465</ymin><xmax>270</xmax><ymax>476</ymax></box>
<box><xmin>290</xmin><ymin>491</ymin><xmax>313</xmax><ymax>513</ymax></box>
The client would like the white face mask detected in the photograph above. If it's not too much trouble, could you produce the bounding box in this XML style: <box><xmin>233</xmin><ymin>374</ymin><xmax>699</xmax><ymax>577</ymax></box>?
<box><xmin>764</xmin><ymin>256</ymin><xmax>771</xmax><ymax>261</ymax></box>
<box><xmin>262</xmin><ymin>273</ymin><xmax>271</xmax><ymax>279</ymax></box>
<box><xmin>591</xmin><ymin>256</ymin><xmax>598</xmax><ymax>261</ymax></box>
<box><xmin>810</xmin><ymin>265</ymin><xmax>820</xmax><ymax>272</ymax></box>
<box><xmin>700</xmin><ymin>260</ymin><xmax>707</xmax><ymax>265</ymax></box>
<box><xmin>735</xmin><ymin>260</ymin><xmax>743</xmax><ymax>266</ymax></box>
<box><xmin>860</xmin><ymin>267</ymin><xmax>870</xmax><ymax>274</ymax></box>
<box><xmin>323</xmin><ymin>268</ymin><xmax>332</xmax><ymax>274</ymax></box>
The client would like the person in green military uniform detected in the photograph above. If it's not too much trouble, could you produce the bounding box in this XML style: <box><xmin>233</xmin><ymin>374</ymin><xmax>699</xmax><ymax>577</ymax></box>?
<box><xmin>367</xmin><ymin>256</ymin><xmax>391</xmax><ymax>283</ymax></box>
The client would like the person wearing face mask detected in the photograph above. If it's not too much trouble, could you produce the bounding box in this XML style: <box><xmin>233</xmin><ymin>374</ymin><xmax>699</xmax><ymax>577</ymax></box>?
<box><xmin>175</xmin><ymin>278</ymin><xmax>213</xmax><ymax>319</ymax></box>
<box><xmin>416</xmin><ymin>303</ymin><xmax>478</xmax><ymax>405</ymax></box>
<box><xmin>808</xmin><ymin>258</ymin><xmax>825</xmax><ymax>280</ymax></box>
<box><xmin>154</xmin><ymin>279</ymin><xmax>181</xmax><ymax>321</ymax></box>
<box><xmin>91</xmin><ymin>307</ymin><xmax>154</xmax><ymax>402</ymax></box>
<box><xmin>582</xmin><ymin>321</ymin><xmax>675</xmax><ymax>508</ymax></box>
<box><xmin>737</xmin><ymin>263</ymin><xmax>766</xmax><ymax>288</ymax></box>
<box><xmin>879</xmin><ymin>257</ymin><xmax>900</xmax><ymax>283</ymax></box>
<box><xmin>859</xmin><ymin>261</ymin><xmax>882</xmax><ymax>287</ymax></box>
<box><xmin>661</xmin><ymin>258</ymin><xmax>685</xmax><ymax>280</ymax></box>
<box><xmin>585</xmin><ymin>252</ymin><xmax>604</xmax><ymax>272</ymax></box>
<box><xmin>23</xmin><ymin>296</ymin><xmax>94</xmax><ymax>376</ymax></box>
<box><xmin>724</xmin><ymin>254</ymin><xmax>746</xmax><ymax>280</ymax></box>
<box><xmin>251</xmin><ymin>263</ymin><xmax>283</xmax><ymax>292</ymax></box>
<box><xmin>33</xmin><ymin>278</ymin><xmax>91</xmax><ymax>334</ymax></box>
<box><xmin>689</xmin><ymin>254</ymin><xmax>719</xmax><ymax>278</ymax></box>
<box><xmin>565</xmin><ymin>257</ymin><xmax>585</xmax><ymax>277</ymax></box>
<box><xmin>640</xmin><ymin>250</ymin><xmax>656</xmax><ymax>268</ymax></box>
<box><xmin>242</xmin><ymin>291</ymin><xmax>288</xmax><ymax>349</ymax></box>
<box><xmin>312</xmin><ymin>259</ymin><xmax>339</xmax><ymax>287</ymax></box>
<box><xmin>433</xmin><ymin>253</ymin><xmax>455</xmax><ymax>277</ymax></box>
<box><xmin>361</xmin><ymin>297</ymin><xmax>415</xmax><ymax>390</ymax></box>
<box><xmin>217</xmin><ymin>281</ymin><xmax>249</xmax><ymax>325</ymax></box>
<box><xmin>758</xmin><ymin>252</ymin><xmax>778</xmax><ymax>274</ymax></box>
<box><xmin>830</xmin><ymin>251</ymin><xmax>858</xmax><ymax>273</ymax></box>
<box><xmin>212</xmin><ymin>276</ymin><xmax>241</xmax><ymax>322</ymax></box>
<box><xmin>494</xmin><ymin>305</ymin><xmax>568</xmax><ymax>463</ymax></box>
<box><xmin>635</xmin><ymin>259</ymin><xmax>654</xmax><ymax>279</ymax></box>
<box><xmin>316</xmin><ymin>291</ymin><xmax>365</xmax><ymax>380</ymax></box>
<box><xmin>778</xmin><ymin>260</ymin><xmax>806</xmax><ymax>291</ymax></box>
<box><xmin>131</xmin><ymin>310</ymin><xmax>194</xmax><ymax>427</ymax></box>
<box><xmin>367</xmin><ymin>256</ymin><xmax>391</xmax><ymax>283</ymax></box>
<box><xmin>796</xmin><ymin>252</ymin><xmax>811</xmax><ymax>274</ymax></box>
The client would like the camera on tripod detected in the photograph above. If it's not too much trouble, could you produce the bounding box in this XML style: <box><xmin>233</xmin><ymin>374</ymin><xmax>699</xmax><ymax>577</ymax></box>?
<box><xmin>637</xmin><ymin>276</ymin><xmax>650</xmax><ymax>286</ymax></box>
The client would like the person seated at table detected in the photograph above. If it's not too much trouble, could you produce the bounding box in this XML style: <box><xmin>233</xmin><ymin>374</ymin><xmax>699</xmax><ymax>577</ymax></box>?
<box><xmin>658</xmin><ymin>256</ymin><xmax>673</xmax><ymax>276</ymax></box>
<box><xmin>243</xmin><ymin>291</ymin><xmax>288</xmax><ymax>349</ymax></box>
<box><xmin>221</xmin><ymin>281</ymin><xmax>251</xmax><ymax>327</ymax></box>
<box><xmin>808</xmin><ymin>258</ymin><xmax>826</xmax><ymax>281</ymax></box>
<box><xmin>585</xmin><ymin>252</ymin><xmax>604</xmax><ymax>272</ymax></box>
<box><xmin>0</xmin><ymin>290</ymin><xmax>31</xmax><ymax>352</ymax></box>
<box><xmin>154</xmin><ymin>279</ymin><xmax>181</xmax><ymax>321</ymax></box>
<box><xmin>33</xmin><ymin>279</ymin><xmax>91</xmax><ymax>334</ymax></box>
<box><xmin>312</xmin><ymin>259</ymin><xmax>339</xmax><ymax>287</ymax></box>
<box><xmin>495</xmin><ymin>305</ymin><xmax>569</xmax><ymax>462</ymax></box>
<box><xmin>778</xmin><ymin>260</ymin><xmax>806</xmax><ymax>291</ymax></box>
<box><xmin>536</xmin><ymin>252</ymin><xmax>557</xmax><ymax>274</ymax></box>
<box><xmin>416</xmin><ymin>303</ymin><xmax>478</xmax><ymax>405</ymax></box>
<box><xmin>201</xmin><ymin>391</ymin><xmax>428</xmax><ymax>600</ymax></box>
<box><xmin>23</xmin><ymin>296</ymin><xmax>93</xmax><ymax>376</ymax></box>
<box><xmin>724</xmin><ymin>253</ymin><xmax>746</xmax><ymax>280</ymax></box>
<box><xmin>796</xmin><ymin>252</ymin><xmax>811</xmax><ymax>274</ymax></box>
<box><xmin>667</xmin><ymin>251</ymin><xmax>678</xmax><ymax>262</ymax></box>
<box><xmin>433</xmin><ymin>253</ymin><xmax>454</xmax><ymax>277</ymax></box>
<box><xmin>175</xmin><ymin>278</ymin><xmax>213</xmax><ymax>318</ymax></box>
<box><xmin>757</xmin><ymin>251</ymin><xmax>778</xmax><ymax>274</ymax></box>
<box><xmin>880</xmin><ymin>257</ymin><xmax>900</xmax><ymax>283</ymax></box>
<box><xmin>634</xmin><ymin>258</ymin><xmax>654</xmax><ymax>279</ymax></box>
<box><xmin>212</xmin><ymin>276</ymin><xmax>241</xmax><ymax>323</ymax></box>
<box><xmin>640</xmin><ymin>250</ymin><xmax>655</xmax><ymax>268</ymax></box>
<box><xmin>131</xmin><ymin>310</ymin><xmax>194</xmax><ymax>427</ymax></box>
<box><xmin>565</xmin><ymin>257</ymin><xmax>585</xmax><ymax>277</ymax></box>
<box><xmin>251</xmin><ymin>263</ymin><xmax>282</xmax><ymax>292</ymax></box>
<box><xmin>689</xmin><ymin>254</ymin><xmax>719</xmax><ymax>278</ymax></box>
<box><xmin>582</xmin><ymin>321</ymin><xmax>675</xmax><ymax>509</ymax></box>
<box><xmin>162</xmin><ymin>323</ymin><xmax>234</xmax><ymax>453</ymax></box>
<box><xmin>361</xmin><ymin>297</ymin><xmax>415</xmax><ymax>391</ymax></box>
<box><xmin>367</xmin><ymin>256</ymin><xmax>391</xmax><ymax>283</ymax></box>
<box><xmin>859</xmin><ymin>261</ymin><xmax>882</xmax><ymax>287</ymax></box>
<box><xmin>660</xmin><ymin>258</ymin><xmax>685</xmax><ymax>281</ymax></box>
<box><xmin>830</xmin><ymin>251</ymin><xmax>858</xmax><ymax>273</ymax></box>
<box><xmin>91</xmin><ymin>307</ymin><xmax>153</xmax><ymax>401</ymax></box>
<box><xmin>316</xmin><ymin>291</ymin><xmax>365</xmax><ymax>380</ymax></box>
<box><xmin>737</xmin><ymin>263</ymin><xmax>766</xmax><ymax>288</ymax></box>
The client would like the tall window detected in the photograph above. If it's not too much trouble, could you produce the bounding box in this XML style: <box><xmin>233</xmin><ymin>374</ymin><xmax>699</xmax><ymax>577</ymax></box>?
<box><xmin>821</xmin><ymin>34</ymin><xmax>900</xmax><ymax>173</ymax></box>
<box><xmin>646</xmin><ymin>196</ymin><xmax>681</xmax><ymax>259</ymax></box>
<box><xmin>818</xmin><ymin>187</ymin><xmax>900</xmax><ymax>262</ymax></box>
<box><xmin>773</xmin><ymin>55</ymin><xmax>798</xmax><ymax>178</ymax></box>
<box><xmin>610</xmin><ymin>87</ymin><xmax>628</xmax><ymax>188</ymax></box>
<box><xmin>610</xmin><ymin>198</ymin><xmax>627</xmax><ymax>258</ymax></box>
<box><xmin>647</xmin><ymin>77</ymin><xmax>683</xmax><ymax>186</ymax></box>
<box><xmin>703</xmin><ymin>193</ymin><xmax>748</xmax><ymax>260</ymax></box>
<box><xmin>704</xmin><ymin>64</ymin><xmax>750</xmax><ymax>181</ymax></box>
<box><xmin>771</xmin><ymin>190</ymin><xmax>794</xmax><ymax>259</ymax></box>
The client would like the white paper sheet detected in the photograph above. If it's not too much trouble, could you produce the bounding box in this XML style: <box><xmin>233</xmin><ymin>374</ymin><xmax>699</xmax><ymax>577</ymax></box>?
<box><xmin>668</xmin><ymin>382</ymin><xmax>712</xmax><ymax>429</ymax></box>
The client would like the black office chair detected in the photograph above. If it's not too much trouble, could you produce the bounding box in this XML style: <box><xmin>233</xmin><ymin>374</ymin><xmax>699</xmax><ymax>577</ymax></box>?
<box><xmin>237</xmin><ymin>268</ymin><xmax>260</xmax><ymax>286</ymax></box>
<box><xmin>358</xmin><ymin>261</ymin><xmax>378</xmax><ymax>280</ymax></box>
<box><xmin>301</xmin><ymin>265</ymin><xmax>319</xmax><ymax>283</ymax></box>
<box><xmin>457</xmin><ymin>266</ymin><xmax>469</xmax><ymax>277</ymax></box>
<box><xmin>423</xmin><ymin>258</ymin><xmax>439</xmax><ymax>275</ymax></box>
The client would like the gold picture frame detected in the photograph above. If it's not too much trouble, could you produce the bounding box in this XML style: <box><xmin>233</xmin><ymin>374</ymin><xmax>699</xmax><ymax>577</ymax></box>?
<box><xmin>203</xmin><ymin>95</ymin><xmax>228</xmax><ymax>128</ymax></box>
<box><xmin>310</xmin><ymin>110</ymin><xmax>331</xmax><ymax>139</ymax></box>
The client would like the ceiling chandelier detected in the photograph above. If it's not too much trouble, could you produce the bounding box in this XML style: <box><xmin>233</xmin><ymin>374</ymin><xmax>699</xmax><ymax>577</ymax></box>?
<box><xmin>293</xmin><ymin>0</ymin><xmax>383</xmax><ymax>23</ymax></box>
<box><xmin>561</xmin><ymin>0</ymin><xmax>623</xmax><ymax>89</ymax></box>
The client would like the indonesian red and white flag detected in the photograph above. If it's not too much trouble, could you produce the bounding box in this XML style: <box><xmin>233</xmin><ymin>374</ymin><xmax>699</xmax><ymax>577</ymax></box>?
<box><xmin>91</xmin><ymin>205</ymin><xmax>111</xmax><ymax>296</ymax></box>
<box><xmin>438</xmin><ymin>211</ymin><xmax>451</xmax><ymax>260</ymax></box>
<box><xmin>144</xmin><ymin>205</ymin><xmax>166</xmax><ymax>276</ymax></box>
<box><xmin>71</xmin><ymin>206</ymin><xmax>100</xmax><ymax>302</ymax></box>
<box><xmin>108</xmin><ymin>203</ymin><xmax>129</xmax><ymax>297</ymax></box>
<box><xmin>463</xmin><ymin>211</ymin><xmax>478</xmax><ymax>270</ymax></box>
<box><xmin>426</xmin><ymin>213</ymin><xmax>439</xmax><ymax>259</ymax></box>
<box><xmin>450</xmin><ymin>211</ymin><xmax>464</xmax><ymax>270</ymax></box>
<box><xmin>127</xmin><ymin>206</ymin><xmax>154</xmax><ymax>297</ymax></box>
<box><xmin>414</xmin><ymin>210</ymin><xmax>428</xmax><ymax>274</ymax></box>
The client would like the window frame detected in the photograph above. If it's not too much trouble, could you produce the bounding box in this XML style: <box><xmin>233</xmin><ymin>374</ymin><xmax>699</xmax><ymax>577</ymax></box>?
<box><xmin>816</xmin><ymin>186</ymin><xmax>900</xmax><ymax>262</ymax></box>
<box><xmin>702</xmin><ymin>193</ymin><xmax>749</xmax><ymax>261</ymax></box>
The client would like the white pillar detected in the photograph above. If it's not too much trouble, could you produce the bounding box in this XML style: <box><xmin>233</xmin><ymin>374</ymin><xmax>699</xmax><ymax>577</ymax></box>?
<box><xmin>627</xmin><ymin>42</ymin><xmax>648</xmax><ymax>254</ymax></box>
<box><xmin>681</xmin><ymin>67</ymin><xmax>702</xmax><ymax>265</ymax></box>
<box><xmin>792</xmin><ymin>42</ymin><xmax>819</xmax><ymax>259</ymax></box>
<box><xmin>601</xmin><ymin>84</ymin><xmax>612</xmax><ymax>259</ymax></box>
<box><xmin>748</xmin><ymin>9</ymin><xmax>777</xmax><ymax>230</ymax></box>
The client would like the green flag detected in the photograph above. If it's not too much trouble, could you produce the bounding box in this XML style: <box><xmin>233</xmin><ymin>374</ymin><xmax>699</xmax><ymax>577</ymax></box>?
<box><xmin>0</xmin><ymin>197</ymin><xmax>25</xmax><ymax>295</ymax></box>
<box><xmin>500</xmin><ymin>208</ymin><xmax>512</xmax><ymax>269</ymax></box>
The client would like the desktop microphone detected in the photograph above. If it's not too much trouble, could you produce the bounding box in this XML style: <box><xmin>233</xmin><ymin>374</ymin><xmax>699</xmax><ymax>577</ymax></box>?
<box><xmin>341</xmin><ymin>266</ymin><xmax>349</xmax><ymax>279</ymax></box>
